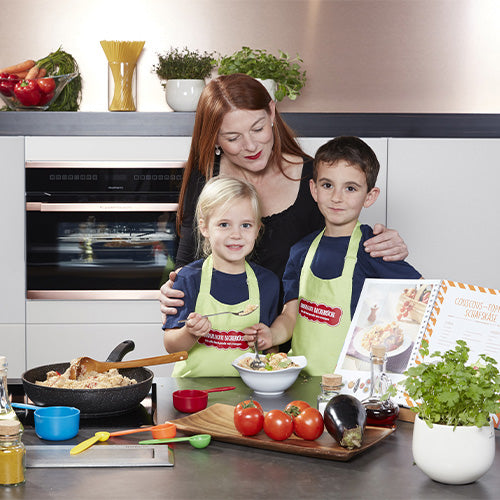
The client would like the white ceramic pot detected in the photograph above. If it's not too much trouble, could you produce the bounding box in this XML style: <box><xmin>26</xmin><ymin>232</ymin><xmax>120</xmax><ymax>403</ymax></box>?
<box><xmin>255</xmin><ymin>78</ymin><xmax>277</xmax><ymax>101</ymax></box>
<box><xmin>165</xmin><ymin>79</ymin><xmax>205</xmax><ymax>112</ymax></box>
<box><xmin>412</xmin><ymin>415</ymin><xmax>495</xmax><ymax>485</ymax></box>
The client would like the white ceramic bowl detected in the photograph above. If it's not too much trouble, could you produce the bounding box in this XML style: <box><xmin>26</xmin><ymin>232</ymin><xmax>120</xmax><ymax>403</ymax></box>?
<box><xmin>232</xmin><ymin>353</ymin><xmax>307</xmax><ymax>395</ymax></box>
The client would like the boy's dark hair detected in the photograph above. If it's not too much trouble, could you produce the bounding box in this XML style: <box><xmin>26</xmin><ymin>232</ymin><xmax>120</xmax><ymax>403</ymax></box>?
<box><xmin>313</xmin><ymin>136</ymin><xmax>380</xmax><ymax>191</ymax></box>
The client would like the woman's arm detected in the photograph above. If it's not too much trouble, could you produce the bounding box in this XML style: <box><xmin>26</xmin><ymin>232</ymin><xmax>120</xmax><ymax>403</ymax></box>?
<box><xmin>160</xmin><ymin>270</ymin><xmax>185</xmax><ymax>324</ymax></box>
<box><xmin>363</xmin><ymin>224</ymin><xmax>409</xmax><ymax>261</ymax></box>
<box><xmin>163</xmin><ymin>312</ymin><xmax>211</xmax><ymax>352</ymax></box>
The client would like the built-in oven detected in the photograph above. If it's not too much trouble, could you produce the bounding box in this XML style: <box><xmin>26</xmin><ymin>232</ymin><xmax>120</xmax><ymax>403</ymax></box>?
<box><xmin>26</xmin><ymin>161</ymin><xmax>184</xmax><ymax>299</ymax></box>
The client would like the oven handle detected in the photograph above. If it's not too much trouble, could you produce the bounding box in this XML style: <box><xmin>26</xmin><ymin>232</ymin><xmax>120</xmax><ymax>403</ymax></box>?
<box><xmin>26</xmin><ymin>202</ymin><xmax>179</xmax><ymax>212</ymax></box>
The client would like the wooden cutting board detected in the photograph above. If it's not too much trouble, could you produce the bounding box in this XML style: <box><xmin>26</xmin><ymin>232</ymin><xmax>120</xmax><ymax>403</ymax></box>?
<box><xmin>171</xmin><ymin>403</ymin><xmax>395</xmax><ymax>461</ymax></box>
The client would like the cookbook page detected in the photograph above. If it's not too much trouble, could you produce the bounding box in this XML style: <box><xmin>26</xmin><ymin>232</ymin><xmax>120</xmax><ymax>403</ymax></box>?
<box><xmin>336</xmin><ymin>279</ymin><xmax>441</xmax><ymax>400</ymax></box>
<box><xmin>417</xmin><ymin>280</ymin><xmax>500</xmax><ymax>365</ymax></box>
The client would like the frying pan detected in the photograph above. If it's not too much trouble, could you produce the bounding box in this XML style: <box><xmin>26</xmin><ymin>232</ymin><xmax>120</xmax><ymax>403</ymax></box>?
<box><xmin>22</xmin><ymin>340</ymin><xmax>156</xmax><ymax>417</ymax></box>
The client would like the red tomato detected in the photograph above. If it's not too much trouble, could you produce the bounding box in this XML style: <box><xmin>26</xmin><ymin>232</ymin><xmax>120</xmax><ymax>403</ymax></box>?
<box><xmin>235</xmin><ymin>400</ymin><xmax>263</xmax><ymax>416</ymax></box>
<box><xmin>37</xmin><ymin>77</ymin><xmax>56</xmax><ymax>94</ymax></box>
<box><xmin>284</xmin><ymin>400</ymin><xmax>311</xmax><ymax>419</ymax></box>
<box><xmin>263</xmin><ymin>409</ymin><xmax>293</xmax><ymax>441</ymax></box>
<box><xmin>234</xmin><ymin>400</ymin><xmax>264</xmax><ymax>436</ymax></box>
<box><xmin>293</xmin><ymin>407</ymin><xmax>324</xmax><ymax>441</ymax></box>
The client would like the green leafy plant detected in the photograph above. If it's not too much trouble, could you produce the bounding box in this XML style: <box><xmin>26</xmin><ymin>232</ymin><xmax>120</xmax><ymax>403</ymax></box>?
<box><xmin>403</xmin><ymin>339</ymin><xmax>500</xmax><ymax>428</ymax></box>
<box><xmin>154</xmin><ymin>47</ymin><xmax>215</xmax><ymax>82</ymax></box>
<box><xmin>216</xmin><ymin>46</ymin><xmax>306</xmax><ymax>102</ymax></box>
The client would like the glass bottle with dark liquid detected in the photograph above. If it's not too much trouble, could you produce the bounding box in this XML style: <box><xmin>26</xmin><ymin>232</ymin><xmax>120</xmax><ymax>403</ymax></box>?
<box><xmin>362</xmin><ymin>345</ymin><xmax>399</xmax><ymax>427</ymax></box>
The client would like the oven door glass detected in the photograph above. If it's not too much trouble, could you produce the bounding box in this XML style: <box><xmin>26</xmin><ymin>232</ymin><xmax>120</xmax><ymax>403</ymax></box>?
<box><xmin>26</xmin><ymin>205</ymin><xmax>178</xmax><ymax>295</ymax></box>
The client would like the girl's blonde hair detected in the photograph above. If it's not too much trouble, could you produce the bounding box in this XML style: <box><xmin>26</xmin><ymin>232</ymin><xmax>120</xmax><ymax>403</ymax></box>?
<box><xmin>195</xmin><ymin>176</ymin><xmax>262</xmax><ymax>257</ymax></box>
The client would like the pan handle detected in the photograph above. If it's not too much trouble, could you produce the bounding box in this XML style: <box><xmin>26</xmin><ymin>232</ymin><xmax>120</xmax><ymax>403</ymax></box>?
<box><xmin>106</xmin><ymin>340</ymin><xmax>135</xmax><ymax>362</ymax></box>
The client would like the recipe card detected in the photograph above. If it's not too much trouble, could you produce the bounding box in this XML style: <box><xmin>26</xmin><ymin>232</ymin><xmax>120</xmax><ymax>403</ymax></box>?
<box><xmin>335</xmin><ymin>279</ymin><xmax>500</xmax><ymax>421</ymax></box>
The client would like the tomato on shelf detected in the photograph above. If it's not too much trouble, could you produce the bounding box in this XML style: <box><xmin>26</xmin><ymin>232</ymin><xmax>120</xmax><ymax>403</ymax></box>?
<box><xmin>37</xmin><ymin>77</ymin><xmax>56</xmax><ymax>94</ymax></box>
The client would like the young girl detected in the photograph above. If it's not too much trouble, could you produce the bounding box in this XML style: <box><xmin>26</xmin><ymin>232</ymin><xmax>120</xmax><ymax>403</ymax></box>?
<box><xmin>163</xmin><ymin>176</ymin><xmax>280</xmax><ymax>377</ymax></box>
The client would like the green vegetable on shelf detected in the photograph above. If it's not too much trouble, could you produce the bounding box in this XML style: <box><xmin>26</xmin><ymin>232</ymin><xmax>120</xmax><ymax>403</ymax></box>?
<box><xmin>36</xmin><ymin>47</ymin><xmax>82</xmax><ymax>111</ymax></box>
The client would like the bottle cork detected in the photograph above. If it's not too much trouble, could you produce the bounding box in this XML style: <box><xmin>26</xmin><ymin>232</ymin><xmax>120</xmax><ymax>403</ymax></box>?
<box><xmin>371</xmin><ymin>344</ymin><xmax>387</xmax><ymax>358</ymax></box>
<box><xmin>322</xmin><ymin>373</ymin><xmax>342</xmax><ymax>388</ymax></box>
<box><xmin>0</xmin><ymin>420</ymin><xmax>21</xmax><ymax>435</ymax></box>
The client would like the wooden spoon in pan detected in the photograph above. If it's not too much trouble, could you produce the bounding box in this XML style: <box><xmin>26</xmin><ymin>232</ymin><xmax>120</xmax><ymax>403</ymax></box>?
<box><xmin>69</xmin><ymin>351</ymin><xmax>188</xmax><ymax>380</ymax></box>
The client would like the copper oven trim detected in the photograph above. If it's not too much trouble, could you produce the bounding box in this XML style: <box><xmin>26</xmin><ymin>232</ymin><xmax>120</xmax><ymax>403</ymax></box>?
<box><xmin>26</xmin><ymin>161</ymin><xmax>185</xmax><ymax>169</ymax></box>
<box><xmin>27</xmin><ymin>290</ymin><xmax>161</xmax><ymax>300</ymax></box>
<box><xmin>26</xmin><ymin>202</ymin><xmax>178</xmax><ymax>212</ymax></box>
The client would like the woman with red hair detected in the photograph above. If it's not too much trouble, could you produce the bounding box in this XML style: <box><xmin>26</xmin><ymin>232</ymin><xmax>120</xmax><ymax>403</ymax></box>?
<box><xmin>160</xmin><ymin>74</ymin><xmax>408</xmax><ymax>330</ymax></box>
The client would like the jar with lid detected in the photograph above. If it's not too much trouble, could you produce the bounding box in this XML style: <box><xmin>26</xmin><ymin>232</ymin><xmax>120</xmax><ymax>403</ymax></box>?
<box><xmin>362</xmin><ymin>344</ymin><xmax>399</xmax><ymax>427</ymax></box>
<box><xmin>317</xmin><ymin>374</ymin><xmax>342</xmax><ymax>416</ymax></box>
<box><xmin>0</xmin><ymin>420</ymin><xmax>25</xmax><ymax>486</ymax></box>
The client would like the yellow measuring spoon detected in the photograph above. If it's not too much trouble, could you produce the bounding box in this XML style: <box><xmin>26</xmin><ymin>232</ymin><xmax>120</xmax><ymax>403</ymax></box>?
<box><xmin>70</xmin><ymin>431</ymin><xmax>110</xmax><ymax>455</ymax></box>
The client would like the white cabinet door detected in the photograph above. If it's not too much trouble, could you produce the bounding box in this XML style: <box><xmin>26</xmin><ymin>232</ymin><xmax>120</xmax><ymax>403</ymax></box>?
<box><xmin>0</xmin><ymin>136</ymin><xmax>25</xmax><ymax>323</ymax></box>
<box><xmin>0</xmin><ymin>137</ymin><xmax>25</xmax><ymax>376</ymax></box>
<box><xmin>387</xmin><ymin>138</ymin><xmax>499</xmax><ymax>288</ymax></box>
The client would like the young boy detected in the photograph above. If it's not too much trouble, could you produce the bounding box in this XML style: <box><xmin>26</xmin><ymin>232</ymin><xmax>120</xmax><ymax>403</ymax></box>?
<box><xmin>245</xmin><ymin>136</ymin><xmax>421</xmax><ymax>375</ymax></box>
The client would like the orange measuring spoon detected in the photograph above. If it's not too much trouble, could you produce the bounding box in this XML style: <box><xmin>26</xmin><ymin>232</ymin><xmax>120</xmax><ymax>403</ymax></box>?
<box><xmin>109</xmin><ymin>422</ymin><xmax>176</xmax><ymax>440</ymax></box>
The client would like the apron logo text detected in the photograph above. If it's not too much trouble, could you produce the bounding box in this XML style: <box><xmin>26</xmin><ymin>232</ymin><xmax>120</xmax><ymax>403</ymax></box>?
<box><xmin>299</xmin><ymin>299</ymin><xmax>342</xmax><ymax>327</ymax></box>
<box><xmin>198</xmin><ymin>330</ymin><xmax>249</xmax><ymax>350</ymax></box>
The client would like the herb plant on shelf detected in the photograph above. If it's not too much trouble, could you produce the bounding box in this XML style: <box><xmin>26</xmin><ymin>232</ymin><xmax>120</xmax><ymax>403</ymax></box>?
<box><xmin>403</xmin><ymin>339</ymin><xmax>500</xmax><ymax>428</ymax></box>
<box><xmin>216</xmin><ymin>46</ymin><xmax>306</xmax><ymax>102</ymax></box>
<box><xmin>153</xmin><ymin>47</ymin><xmax>215</xmax><ymax>83</ymax></box>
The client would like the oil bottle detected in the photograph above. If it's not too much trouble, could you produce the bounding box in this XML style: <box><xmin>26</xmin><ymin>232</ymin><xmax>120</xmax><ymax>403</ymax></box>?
<box><xmin>362</xmin><ymin>345</ymin><xmax>399</xmax><ymax>427</ymax></box>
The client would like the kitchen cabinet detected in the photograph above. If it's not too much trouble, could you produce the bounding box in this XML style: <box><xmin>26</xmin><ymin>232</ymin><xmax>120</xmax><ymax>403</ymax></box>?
<box><xmin>0</xmin><ymin>136</ymin><xmax>25</xmax><ymax>376</ymax></box>
<box><xmin>387</xmin><ymin>139</ymin><xmax>500</xmax><ymax>289</ymax></box>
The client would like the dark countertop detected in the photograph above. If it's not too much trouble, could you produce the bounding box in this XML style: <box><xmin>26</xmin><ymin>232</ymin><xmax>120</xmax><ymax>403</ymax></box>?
<box><xmin>2</xmin><ymin>112</ymin><xmax>500</xmax><ymax>137</ymax></box>
<box><xmin>10</xmin><ymin>376</ymin><xmax>500</xmax><ymax>499</ymax></box>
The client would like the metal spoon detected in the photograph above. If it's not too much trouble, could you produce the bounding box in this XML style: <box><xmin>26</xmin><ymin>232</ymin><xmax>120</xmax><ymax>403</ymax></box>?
<box><xmin>250</xmin><ymin>331</ymin><xmax>265</xmax><ymax>370</ymax></box>
<box><xmin>138</xmin><ymin>434</ymin><xmax>211</xmax><ymax>449</ymax></box>
<box><xmin>178</xmin><ymin>305</ymin><xmax>259</xmax><ymax>323</ymax></box>
<box><xmin>69</xmin><ymin>351</ymin><xmax>188</xmax><ymax>379</ymax></box>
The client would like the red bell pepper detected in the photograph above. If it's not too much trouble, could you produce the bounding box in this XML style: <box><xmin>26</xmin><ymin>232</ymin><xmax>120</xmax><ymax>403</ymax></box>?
<box><xmin>0</xmin><ymin>73</ymin><xmax>20</xmax><ymax>96</ymax></box>
<box><xmin>14</xmin><ymin>79</ymin><xmax>41</xmax><ymax>106</ymax></box>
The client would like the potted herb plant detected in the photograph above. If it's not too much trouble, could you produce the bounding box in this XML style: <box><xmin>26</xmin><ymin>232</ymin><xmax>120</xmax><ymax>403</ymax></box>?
<box><xmin>153</xmin><ymin>47</ymin><xmax>215</xmax><ymax>111</ymax></box>
<box><xmin>403</xmin><ymin>339</ymin><xmax>500</xmax><ymax>484</ymax></box>
<box><xmin>216</xmin><ymin>46</ymin><xmax>306</xmax><ymax>102</ymax></box>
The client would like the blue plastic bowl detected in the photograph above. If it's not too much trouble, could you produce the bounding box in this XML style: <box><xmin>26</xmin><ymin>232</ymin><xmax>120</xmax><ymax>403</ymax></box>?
<box><xmin>34</xmin><ymin>406</ymin><xmax>80</xmax><ymax>441</ymax></box>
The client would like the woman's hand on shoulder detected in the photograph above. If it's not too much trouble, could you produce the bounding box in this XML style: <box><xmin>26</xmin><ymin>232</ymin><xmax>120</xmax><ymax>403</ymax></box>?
<box><xmin>363</xmin><ymin>224</ymin><xmax>409</xmax><ymax>261</ymax></box>
<box><xmin>159</xmin><ymin>269</ymin><xmax>185</xmax><ymax>323</ymax></box>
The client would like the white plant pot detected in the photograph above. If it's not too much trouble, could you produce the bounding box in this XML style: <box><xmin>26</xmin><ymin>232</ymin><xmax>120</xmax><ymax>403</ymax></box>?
<box><xmin>255</xmin><ymin>78</ymin><xmax>277</xmax><ymax>101</ymax></box>
<box><xmin>412</xmin><ymin>415</ymin><xmax>495</xmax><ymax>485</ymax></box>
<box><xmin>165</xmin><ymin>79</ymin><xmax>205</xmax><ymax>112</ymax></box>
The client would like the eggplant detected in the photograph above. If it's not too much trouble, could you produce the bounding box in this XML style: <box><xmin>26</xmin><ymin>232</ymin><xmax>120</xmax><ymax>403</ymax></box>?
<box><xmin>324</xmin><ymin>394</ymin><xmax>367</xmax><ymax>449</ymax></box>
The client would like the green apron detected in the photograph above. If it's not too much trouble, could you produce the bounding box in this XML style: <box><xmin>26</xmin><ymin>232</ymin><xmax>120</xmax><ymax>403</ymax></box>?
<box><xmin>172</xmin><ymin>255</ymin><xmax>260</xmax><ymax>377</ymax></box>
<box><xmin>290</xmin><ymin>222</ymin><xmax>362</xmax><ymax>376</ymax></box>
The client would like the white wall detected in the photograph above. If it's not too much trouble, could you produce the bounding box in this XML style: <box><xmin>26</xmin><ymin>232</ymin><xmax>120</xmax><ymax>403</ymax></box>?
<box><xmin>1</xmin><ymin>0</ymin><xmax>500</xmax><ymax>113</ymax></box>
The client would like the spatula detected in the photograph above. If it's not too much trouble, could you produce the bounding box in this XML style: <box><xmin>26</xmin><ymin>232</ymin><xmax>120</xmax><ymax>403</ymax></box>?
<box><xmin>69</xmin><ymin>351</ymin><xmax>188</xmax><ymax>380</ymax></box>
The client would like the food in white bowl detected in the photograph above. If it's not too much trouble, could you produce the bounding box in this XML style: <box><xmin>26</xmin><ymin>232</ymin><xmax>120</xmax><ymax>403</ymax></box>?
<box><xmin>237</xmin><ymin>352</ymin><xmax>299</xmax><ymax>371</ymax></box>
<box><xmin>232</xmin><ymin>353</ymin><xmax>307</xmax><ymax>395</ymax></box>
